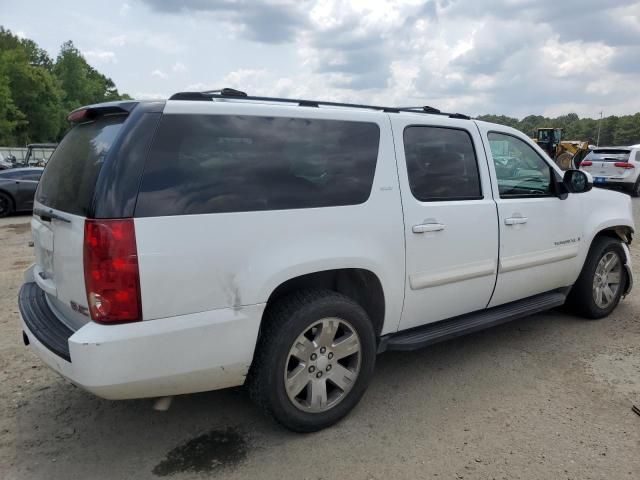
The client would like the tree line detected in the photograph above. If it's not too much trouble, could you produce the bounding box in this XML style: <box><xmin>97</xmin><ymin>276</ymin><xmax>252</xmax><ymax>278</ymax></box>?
<box><xmin>1</xmin><ymin>26</ymin><xmax>639</xmax><ymax>147</ymax></box>
<box><xmin>0</xmin><ymin>27</ymin><xmax>129</xmax><ymax>146</ymax></box>
<box><xmin>477</xmin><ymin>112</ymin><xmax>640</xmax><ymax>147</ymax></box>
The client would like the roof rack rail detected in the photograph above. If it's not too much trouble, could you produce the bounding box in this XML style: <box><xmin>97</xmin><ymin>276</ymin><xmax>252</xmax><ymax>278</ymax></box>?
<box><xmin>201</xmin><ymin>88</ymin><xmax>247</xmax><ymax>97</ymax></box>
<box><xmin>167</xmin><ymin>88</ymin><xmax>470</xmax><ymax>119</ymax></box>
<box><xmin>399</xmin><ymin>106</ymin><xmax>441</xmax><ymax>114</ymax></box>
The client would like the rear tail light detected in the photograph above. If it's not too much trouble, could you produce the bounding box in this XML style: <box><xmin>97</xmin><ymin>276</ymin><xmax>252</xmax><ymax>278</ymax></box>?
<box><xmin>614</xmin><ymin>162</ymin><xmax>634</xmax><ymax>169</ymax></box>
<box><xmin>84</xmin><ymin>219</ymin><xmax>141</xmax><ymax>324</ymax></box>
<box><xmin>580</xmin><ymin>161</ymin><xmax>592</xmax><ymax>166</ymax></box>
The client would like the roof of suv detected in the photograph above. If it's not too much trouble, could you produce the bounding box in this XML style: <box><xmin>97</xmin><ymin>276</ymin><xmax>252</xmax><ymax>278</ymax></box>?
<box><xmin>165</xmin><ymin>87</ymin><xmax>473</xmax><ymax>121</ymax></box>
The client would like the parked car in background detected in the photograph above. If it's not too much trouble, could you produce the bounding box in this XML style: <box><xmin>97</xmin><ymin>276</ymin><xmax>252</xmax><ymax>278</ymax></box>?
<box><xmin>579</xmin><ymin>145</ymin><xmax>640</xmax><ymax>196</ymax></box>
<box><xmin>18</xmin><ymin>92</ymin><xmax>634</xmax><ymax>432</ymax></box>
<box><xmin>0</xmin><ymin>167</ymin><xmax>44</xmax><ymax>217</ymax></box>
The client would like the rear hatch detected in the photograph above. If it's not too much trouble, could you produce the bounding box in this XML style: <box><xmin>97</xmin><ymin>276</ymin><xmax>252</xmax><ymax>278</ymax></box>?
<box><xmin>32</xmin><ymin>112</ymin><xmax>128</xmax><ymax>329</ymax></box>
<box><xmin>581</xmin><ymin>148</ymin><xmax>633</xmax><ymax>181</ymax></box>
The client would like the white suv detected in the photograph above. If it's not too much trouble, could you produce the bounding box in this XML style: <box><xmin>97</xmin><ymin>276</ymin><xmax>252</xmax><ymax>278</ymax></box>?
<box><xmin>579</xmin><ymin>145</ymin><xmax>640</xmax><ymax>196</ymax></box>
<box><xmin>19</xmin><ymin>89</ymin><xmax>634</xmax><ymax>432</ymax></box>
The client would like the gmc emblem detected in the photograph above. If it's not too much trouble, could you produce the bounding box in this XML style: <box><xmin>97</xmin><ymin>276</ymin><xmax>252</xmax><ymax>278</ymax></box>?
<box><xmin>70</xmin><ymin>301</ymin><xmax>89</xmax><ymax>317</ymax></box>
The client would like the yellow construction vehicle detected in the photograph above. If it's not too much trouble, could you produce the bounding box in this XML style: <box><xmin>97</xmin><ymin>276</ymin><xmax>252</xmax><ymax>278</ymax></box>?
<box><xmin>534</xmin><ymin>127</ymin><xmax>591</xmax><ymax>170</ymax></box>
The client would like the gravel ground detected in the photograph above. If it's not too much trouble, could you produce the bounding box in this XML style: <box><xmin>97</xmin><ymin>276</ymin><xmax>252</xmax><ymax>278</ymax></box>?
<box><xmin>1</xmin><ymin>200</ymin><xmax>639</xmax><ymax>480</ymax></box>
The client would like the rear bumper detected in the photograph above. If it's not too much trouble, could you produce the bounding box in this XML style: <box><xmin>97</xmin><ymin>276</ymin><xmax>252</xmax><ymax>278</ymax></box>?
<box><xmin>19</xmin><ymin>282</ymin><xmax>264</xmax><ymax>399</ymax></box>
<box><xmin>589</xmin><ymin>175</ymin><xmax>637</xmax><ymax>187</ymax></box>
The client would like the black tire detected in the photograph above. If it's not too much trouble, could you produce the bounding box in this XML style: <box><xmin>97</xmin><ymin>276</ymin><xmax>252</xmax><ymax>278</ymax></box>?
<box><xmin>247</xmin><ymin>290</ymin><xmax>376</xmax><ymax>432</ymax></box>
<box><xmin>566</xmin><ymin>236</ymin><xmax>627</xmax><ymax>319</ymax></box>
<box><xmin>0</xmin><ymin>192</ymin><xmax>14</xmax><ymax>218</ymax></box>
<box><xmin>629</xmin><ymin>177</ymin><xmax>640</xmax><ymax>197</ymax></box>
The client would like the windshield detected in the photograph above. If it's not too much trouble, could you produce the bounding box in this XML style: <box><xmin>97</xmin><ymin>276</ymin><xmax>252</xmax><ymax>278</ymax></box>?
<box><xmin>35</xmin><ymin>115</ymin><xmax>126</xmax><ymax>216</ymax></box>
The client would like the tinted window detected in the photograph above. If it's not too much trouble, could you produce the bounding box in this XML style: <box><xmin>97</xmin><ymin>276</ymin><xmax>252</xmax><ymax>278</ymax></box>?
<box><xmin>36</xmin><ymin>115</ymin><xmax>126</xmax><ymax>215</ymax></box>
<box><xmin>488</xmin><ymin>132</ymin><xmax>553</xmax><ymax>197</ymax></box>
<box><xmin>403</xmin><ymin>126</ymin><xmax>481</xmax><ymax>201</ymax></box>
<box><xmin>592</xmin><ymin>149</ymin><xmax>630</xmax><ymax>155</ymax></box>
<box><xmin>135</xmin><ymin>115</ymin><xmax>380</xmax><ymax>216</ymax></box>
<box><xmin>588</xmin><ymin>148</ymin><xmax>631</xmax><ymax>162</ymax></box>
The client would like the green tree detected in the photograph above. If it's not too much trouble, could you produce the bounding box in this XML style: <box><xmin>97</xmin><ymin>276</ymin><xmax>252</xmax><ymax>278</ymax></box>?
<box><xmin>0</xmin><ymin>29</ymin><xmax>62</xmax><ymax>144</ymax></box>
<box><xmin>477</xmin><ymin>112</ymin><xmax>640</xmax><ymax>146</ymax></box>
<box><xmin>0</xmin><ymin>51</ymin><xmax>26</xmax><ymax>144</ymax></box>
<box><xmin>0</xmin><ymin>28</ymin><xmax>131</xmax><ymax>144</ymax></box>
<box><xmin>54</xmin><ymin>40</ymin><xmax>127</xmax><ymax>113</ymax></box>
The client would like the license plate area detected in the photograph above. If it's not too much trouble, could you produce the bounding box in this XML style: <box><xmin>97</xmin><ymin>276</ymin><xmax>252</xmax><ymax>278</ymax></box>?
<box><xmin>594</xmin><ymin>177</ymin><xmax>606</xmax><ymax>184</ymax></box>
<box><xmin>30</xmin><ymin>218</ymin><xmax>57</xmax><ymax>295</ymax></box>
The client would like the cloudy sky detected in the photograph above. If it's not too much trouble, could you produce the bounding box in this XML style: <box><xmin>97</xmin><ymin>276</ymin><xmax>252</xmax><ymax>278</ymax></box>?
<box><xmin>2</xmin><ymin>0</ymin><xmax>639</xmax><ymax>117</ymax></box>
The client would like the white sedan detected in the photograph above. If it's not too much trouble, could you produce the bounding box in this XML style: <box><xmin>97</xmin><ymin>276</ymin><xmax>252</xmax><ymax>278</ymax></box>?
<box><xmin>580</xmin><ymin>145</ymin><xmax>640</xmax><ymax>196</ymax></box>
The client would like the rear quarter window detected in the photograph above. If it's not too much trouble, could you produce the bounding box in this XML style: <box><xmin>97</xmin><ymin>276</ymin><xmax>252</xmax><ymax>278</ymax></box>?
<box><xmin>135</xmin><ymin>114</ymin><xmax>380</xmax><ymax>216</ymax></box>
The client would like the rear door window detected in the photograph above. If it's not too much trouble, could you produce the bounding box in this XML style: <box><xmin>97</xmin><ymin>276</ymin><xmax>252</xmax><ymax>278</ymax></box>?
<box><xmin>36</xmin><ymin>114</ymin><xmax>126</xmax><ymax>216</ymax></box>
<box><xmin>403</xmin><ymin>126</ymin><xmax>482</xmax><ymax>201</ymax></box>
<box><xmin>135</xmin><ymin>114</ymin><xmax>380</xmax><ymax>216</ymax></box>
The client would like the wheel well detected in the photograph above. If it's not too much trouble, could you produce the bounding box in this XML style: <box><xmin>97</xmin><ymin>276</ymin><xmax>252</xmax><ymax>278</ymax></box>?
<box><xmin>265</xmin><ymin>269</ymin><xmax>386</xmax><ymax>337</ymax></box>
<box><xmin>589</xmin><ymin>227</ymin><xmax>633</xmax><ymax>295</ymax></box>
<box><xmin>593</xmin><ymin>226</ymin><xmax>633</xmax><ymax>245</ymax></box>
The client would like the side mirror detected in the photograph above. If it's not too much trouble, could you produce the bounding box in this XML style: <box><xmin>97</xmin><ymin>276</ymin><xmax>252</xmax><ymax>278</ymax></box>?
<box><xmin>563</xmin><ymin>169</ymin><xmax>592</xmax><ymax>194</ymax></box>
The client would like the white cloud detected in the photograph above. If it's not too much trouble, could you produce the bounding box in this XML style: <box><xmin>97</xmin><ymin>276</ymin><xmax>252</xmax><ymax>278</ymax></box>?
<box><xmin>151</xmin><ymin>69</ymin><xmax>168</xmax><ymax>79</ymax></box>
<box><xmin>108</xmin><ymin>34</ymin><xmax>128</xmax><ymax>47</ymax></box>
<box><xmin>171</xmin><ymin>62</ymin><xmax>187</xmax><ymax>73</ymax></box>
<box><xmin>106</xmin><ymin>31</ymin><xmax>184</xmax><ymax>53</ymax></box>
<box><xmin>83</xmin><ymin>49</ymin><xmax>117</xmax><ymax>64</ymax></box>
<box><xmin>7</xmin><ymin>0</ymin><xmax>639</xmax><ymax>118</ymax></box>
<box><xmin>133</xmin><ymin>92</ymin><xmax>167</xmax><ymax>100</ymax></box>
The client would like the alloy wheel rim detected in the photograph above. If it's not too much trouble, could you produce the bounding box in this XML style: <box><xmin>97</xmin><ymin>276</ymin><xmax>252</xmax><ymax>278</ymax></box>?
<box><xmin>284</xmin><ymin>317</ymin><xmax>361</xmax><ymax>413</ymax></box>
<box><xmin>592</xmin><ymin>251</ymin><xmax>622</xmax><ymax>309</ymax></box>
<box><xmin>0</xmin><ymin>197</ymin><xmax>7</xmax><ymax>215</ymax></box>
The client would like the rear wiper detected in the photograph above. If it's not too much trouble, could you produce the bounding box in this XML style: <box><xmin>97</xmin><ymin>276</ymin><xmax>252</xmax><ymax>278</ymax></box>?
<box><xmin>33</xmin><ymin>208</ymin><xmax>71</xmax><ymax>223</ymax></box>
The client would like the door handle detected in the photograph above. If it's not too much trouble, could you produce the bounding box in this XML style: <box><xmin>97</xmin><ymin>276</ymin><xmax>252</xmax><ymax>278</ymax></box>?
<box><xmin>412</xmin><ymin>222</ymin><xmax>445</xmax><ymax>233</ymax></box>
<box><xmin>505</xmin><ymin>216</ymin><xmax>528</xmax><ymax>225</ymax></box>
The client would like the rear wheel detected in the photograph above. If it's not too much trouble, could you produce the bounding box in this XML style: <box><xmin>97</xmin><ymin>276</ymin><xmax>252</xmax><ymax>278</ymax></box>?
<box><xmin>629</xmin><ymin>177</ymin><xmax>640</xmax><ymax>197</ymax></box>
<box><xmin>248</xmin><ymin>290</ymin><xmax>376</xmax><ymax>432</ymax></box>
<box><xmin>0</xmin><ymin>192</ymin><xmax>14</xmax><ymax>218</ymax></box>
<box><xmin>566</xmin><ymin>237</ymin><xmax>626</xmax><ymax>319</ymax></box>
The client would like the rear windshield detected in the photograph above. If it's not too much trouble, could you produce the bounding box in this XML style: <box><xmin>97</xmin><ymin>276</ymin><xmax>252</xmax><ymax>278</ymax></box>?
<box><xmin>135</xmin><ymin>114</ymin><xmax>380</xmax><ymax>217</ymax></box>
<box><xmin>590</xmin><ymin>148</ymin><xmax>631</xmax><ymax>161</ymax></box>
<box><xmin>36</xmin><ymin>114</ymin><xmax>126</xmax><ymax>216</ymax></box>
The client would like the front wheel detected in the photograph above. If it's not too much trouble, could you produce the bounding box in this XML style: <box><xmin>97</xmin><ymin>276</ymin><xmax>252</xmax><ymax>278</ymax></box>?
<box><xmin>247</xmin><ymin>290</ymin><xmax>376</xmax><ymax>432</ymax></box>
<box><xmin>566</xmin><ymin>237</ymin><xmax>627</xmax><ymax>319</ymax></box>
<box><xmin>0</xmin><ymin>192</ymin><xmax>14</xmax><ymax>218</ymax></box>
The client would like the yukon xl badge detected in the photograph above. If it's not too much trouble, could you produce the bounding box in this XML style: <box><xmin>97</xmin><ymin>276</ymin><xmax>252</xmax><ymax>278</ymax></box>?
<box><xmin>554</xmin><ymin>237</ymin><xmax>580</xmax><ymax>246</ymax></box>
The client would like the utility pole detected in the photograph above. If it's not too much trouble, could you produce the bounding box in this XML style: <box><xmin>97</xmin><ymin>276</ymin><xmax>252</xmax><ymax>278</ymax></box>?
<box><xmin>596</xmin><ymin>111</ymin><xmax>603</xmax><ymax>146</ymax></box>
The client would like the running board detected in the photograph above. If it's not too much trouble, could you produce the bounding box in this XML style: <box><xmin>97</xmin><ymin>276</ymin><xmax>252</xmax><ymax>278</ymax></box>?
<box><xmin>378</xmin><ymin>291</ymin><xmax>567</xmax><ymax>353</ymax></box>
